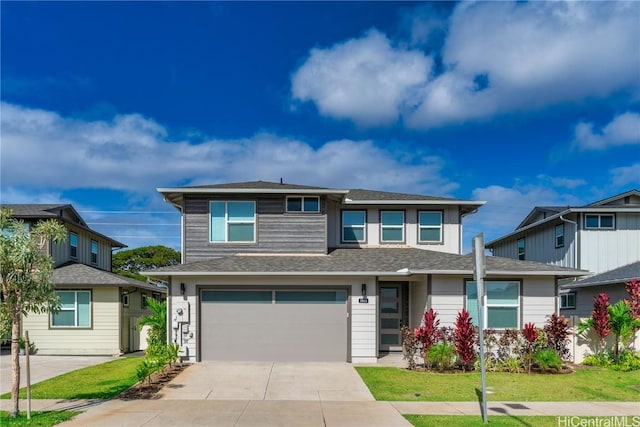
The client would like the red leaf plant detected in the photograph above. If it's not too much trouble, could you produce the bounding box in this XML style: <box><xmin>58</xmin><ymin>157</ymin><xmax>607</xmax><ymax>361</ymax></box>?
<box><xmin>415</xmin><ymin>309</ymin><xmax>440</xmax><ymax>360</ymax></box>
<box><xmin>522</xmin><ymin>322</ymin><xmax>538</xmax><ymax>373</ymax></box>
<box><xmin>454</xmin><ymin>309</ymin><xmax>476</xmax><ymax>371</ymax></box>
<box><xmin>625</xmin><ymin>278</ymin><xmax>640</xmax><ymax>319</ymax></box>
<box><xmin>544</xmin><ymin>313</ymin><xmax>572</xmax><ymax>360</ymax></box>
<box><xmin>592</xmin><ymin>293</ymin><xmax>612</xmax><ymax>354</ymax></box>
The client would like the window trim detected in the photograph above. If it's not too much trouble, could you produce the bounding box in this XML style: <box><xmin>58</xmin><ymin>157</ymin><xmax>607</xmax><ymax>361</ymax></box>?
<box><xmin>341</xmin><ymin>210</ymin><xmax>367</xmax><ymax>243</ymax></box>
<box><xmin>560</xmin><ymin>292</ymin><xmax>576</xmax><ymax>309</ymax></box>
<box><xmin>90</xmin><ymin>240</ymin><xmax>98</xmax><ymax>264</ymax></box>
<box><xmin>584</xmin><ymin>214</ymin><xmax>615</xmax><ymax>230</ymax></box>
<box><xmin>69</xmin><ymin>232</ymin><xmax>78</xmax><ymax>259</ymax></box>
<box><xmin>517</xmin><ymin>237</ymin><xmax>525</xmax><ymax>260</ymax></box>
<box><xmin>555</xmin><ymin>224</ymin><xmax>564</xmax><ymax>248</ymax></box>
<box><xmin>418</xmin><ymin>210</ymin><xmax>443</xmax><ymax>244</ymax></box>
<box><xmin>465</xmin><ymin>280</ymin><xmax>521</xmax><ymax>329</ymax></box>
<box><xmin>50</xmin><ymin>290</ymin><xmax>91</xmax><ymax>328</ymax></box>
<box><xmin>380</xmin><ymin>210</ymin><xmax>405</xmax><ymax>243</ymax></box>
<box><xmin>209</xmin><ymin>201</ymin><xmax>256</xmax><ymax>243</ymax></box>
<box><xmin>286</xmin><ymin>196</ymin><xmax>320</xmax><ymax>213</ymax></box>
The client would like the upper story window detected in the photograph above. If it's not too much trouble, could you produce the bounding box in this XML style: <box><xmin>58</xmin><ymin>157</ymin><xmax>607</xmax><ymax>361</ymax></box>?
<box><xmin>584</xmin><ymin>214</ymin><xmax>615</xmax><ymax>229</ymax></box>
<box><xmin>286</xmin><ymin>196</ymin><xmax>319</xmax><ymax>213</ymax></box>
<box><xmin>90</xmin><ymin>240</ymin><xmax>98</xmax><ymax>264</ymax></box>
<box><xmin>210</xmin><ymin>201</ymin><xmax>256</xmax><ymax>243</ymax></box>
<box><xmin>560</xmin><ymin>292</ymin><xmax>576</xmax><ymax>309</ymax></box>
<box><xmin>555</xmin><ymin>224</ymin><xmax>564</xmax><ymax>248</ymax></box>
<box><xmin>517</xmin><ymin>237</ymin><xmax>525</xmax><ymax>260</ymax></box>
<box><xmin>69</xmin><ymin>232</ymin><xmax>78</xmax><ymax>258</ymax></box>
<box><xmin>380</xmin><ymin>211</ymin><xmax>404</xmax><ymax>243</ymax></box>
<box><xmin>342</xmin><ymin>210</ymin><xmax>366</xmax><ymax>243</ymax></box>
<box><xmin>51</xmin><ymin>290</ymin><xmax>91</xmax><ymax>328</ymax></box>
<box><xmin>418</xmin><ymin>211</ymin><xmax>442</xmax><ymax>243</ymax></box>
<box><xmin>466</xmin><ymin>281</ymin><xmax>520</xmax><ymax>329</ymax></box>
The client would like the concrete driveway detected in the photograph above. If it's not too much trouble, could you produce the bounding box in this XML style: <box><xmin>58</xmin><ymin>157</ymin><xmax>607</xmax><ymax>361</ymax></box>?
<box><xmin>60</xmin><ymin>362</ymin><xmax>412</xmax><ymax>427</ymax></box>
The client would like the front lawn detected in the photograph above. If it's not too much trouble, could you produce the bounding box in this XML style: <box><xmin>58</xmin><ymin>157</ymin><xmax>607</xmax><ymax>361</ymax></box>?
<box><xmin>405</xmin><ymin>415</ymin><xmax>564</xmax><ymax>427</ymax></box>
<box><xmin>1</xmin><ymin>357</ymin><xmax>141</xmax><ymax>400</ymax></box>
<box><xmin>356</xmin><ymin>366</ymin><xmax>639</xmax><ymax>401</ymax></box>
<box><xmin>0</xmin><ymin>410</ymin><xmax>79</xmax><ymax>427</ymax></box>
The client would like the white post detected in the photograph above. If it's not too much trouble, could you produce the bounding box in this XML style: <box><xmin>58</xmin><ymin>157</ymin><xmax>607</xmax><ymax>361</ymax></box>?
<box><xmin>473</xmin><ymin>233</ymin><xmax>488</xmax><ymax>424</ymax></box>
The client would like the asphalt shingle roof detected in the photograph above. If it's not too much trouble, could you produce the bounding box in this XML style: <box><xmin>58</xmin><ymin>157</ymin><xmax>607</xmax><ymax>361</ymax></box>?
<box><xmin>148</xmin><ymin>248</ymin><xmax>585</xmax><ymax>277</ymax></box>
<box><xmin>564</xmin><ymin>261</ymin><xmax>640</xmax><ymax>288</ymax></box>
<box><xmin>345</xmin><ymin>189</ymin><xmax>457</xmax><ymax>202</ymax></box>
<box><xmin>2</xmin><ymin>204</ymin><xmax>69</xmax><ymax>218</ymax></box>
<box><xmin>53</xmin><ymin>263</ymin><xmax>166</xmax><ymax>292</ymax></box>
<box><xmin>183</xmin><ymin>181</ymin><xmax>334</xmax><ymax>191</ymax></box>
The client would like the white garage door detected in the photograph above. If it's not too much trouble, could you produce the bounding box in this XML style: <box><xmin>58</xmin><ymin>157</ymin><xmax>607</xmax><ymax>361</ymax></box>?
<box><xmin>200</xmin><ymin>289</ymin><xmax>348</xmax><ymax>361</ymax></box>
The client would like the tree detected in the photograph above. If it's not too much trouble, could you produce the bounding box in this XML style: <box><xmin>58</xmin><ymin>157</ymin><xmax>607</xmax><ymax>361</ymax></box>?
<box><xmin>138</xmin><ymin>298</ymin><xmax>167</xmax><ymax>357</ymax></box>
<box><xmin>113</xmin><ymin>245</ymin><xmax>180</xmax><ymax>281</ymax></box>
<box><xmin>607</xmin><ymin>300</ymin><xmax>640</xmax><ymax>362</ymax></box>
<box><xmin>453</xmin><ymin>309</ymin><xmax>476</xmax><ymax>371</ymax></box>
<box><xmin>0</xmin><ymin>208</ymin><xmax>66</xmax><ymax>418</ymax></box>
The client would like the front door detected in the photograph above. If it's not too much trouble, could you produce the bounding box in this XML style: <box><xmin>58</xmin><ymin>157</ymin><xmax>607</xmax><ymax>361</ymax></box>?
<box><xmin>379</xmin><ymin>284</ymin><xmax>404</xmax><ymax>351</ymax></box>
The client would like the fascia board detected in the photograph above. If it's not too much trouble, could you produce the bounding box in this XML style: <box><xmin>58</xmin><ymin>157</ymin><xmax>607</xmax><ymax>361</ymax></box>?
<box><xmin>143</xmin><ymin>270</ymin><xmax>411</xmax><ymax>277</ymax></box>
<box><xmin>157</xmin><ymin>187</ymin><xmax>349</xmax><ymax>195</ymax></box>
<box><xmin>343</xmin><ymin>200</ymin><xmax>485</xmax><ymax>206</ymax></box>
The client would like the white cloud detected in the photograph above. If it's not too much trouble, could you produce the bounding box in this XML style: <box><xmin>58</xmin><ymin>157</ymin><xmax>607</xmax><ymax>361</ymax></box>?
<box><xmin>609</xmin><ymin>163</ymin><xmax>640</xmax><ymax>187</ymax></box>
<box><xmin>0</xmin><ymin>101</ymin><xmax>456</xmax><ymax>196</ymax></box>
<box><xmin>572</xmin><ymin>112</ymin><xmax>640</xmax><ymax>150</ymax></box>
<box><xmin>291</xmin><ymin>29</ymin><xmax>432</xmax><ymax>126</ymax></box>
<box><xmin>291</xmin><ymin>1</ymin><xmax>640</xmax><ymax>129</ymax></box>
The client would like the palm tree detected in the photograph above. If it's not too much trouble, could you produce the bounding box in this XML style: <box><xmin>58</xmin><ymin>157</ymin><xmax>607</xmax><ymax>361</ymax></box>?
<box><xmin>608</xmin><ymin>300</ymin><xmax>640</xmax><ymax>362</ymax></box>
<box><xmin>138</xmin><ymin>298</ymin><xmax>167</xmax><ymax>356</ymax></box>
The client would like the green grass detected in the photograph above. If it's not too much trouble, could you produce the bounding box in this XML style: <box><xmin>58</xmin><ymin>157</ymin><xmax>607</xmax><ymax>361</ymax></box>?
<box><xmin>405</xmin><ymin>415</ymin><xmax>568</xmax><ymax>427</ymax></box>
<box><xmin>356</xmin><ymin>366</ymin><xmax>640</xmax><ymax>401</ymax></box>
<box><xmin>1</xmin><ymin>357</ymin><xmax>141</xmax><ymax>400</ymax></box>
<box><xmin>0</xmin><ymin>410</ymin><xmax>79</xmax><ymax>426</ymax></box>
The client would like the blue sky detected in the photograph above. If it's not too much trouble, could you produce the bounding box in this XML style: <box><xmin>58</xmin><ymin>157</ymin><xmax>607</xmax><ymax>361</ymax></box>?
<box><xmin>1</xmin><ymin>1</ymin><xmax>639</xmax><ymax>252</ymax></box>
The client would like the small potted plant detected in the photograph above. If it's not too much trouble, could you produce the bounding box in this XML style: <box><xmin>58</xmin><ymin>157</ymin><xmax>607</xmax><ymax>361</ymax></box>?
<box><xmin>18</xmin><ymin>337</ymin><xmax>34</xmax><ymax>355</ymax></box>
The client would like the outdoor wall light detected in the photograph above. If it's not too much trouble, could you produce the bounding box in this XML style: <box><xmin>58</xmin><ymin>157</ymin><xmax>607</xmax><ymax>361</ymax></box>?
<box><xmin>361</xmin><ymin>283</ymin><xmax>367</xmax><ymax>298</ymax></box>
<box><xmin>180</xmin><ymin>282</ymin><xmax>186</xmax><ymax>296</ymax></box>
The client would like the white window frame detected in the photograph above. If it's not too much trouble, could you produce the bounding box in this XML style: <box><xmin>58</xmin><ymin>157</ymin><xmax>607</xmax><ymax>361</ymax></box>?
<box><xmin>90</xmin><ymin>240</ymin><xmax>98</xmax><ymax>264</ymax></box>
<box><xmin>555</xmin><ymin>224</ymin><xmax>564</xmax><ymax>248</ymax></box>
<box><xmin>341</xmin><ymin>210</ymin><xmax>366</xmax><ymax>243</ymax></box>
<box><xmin>560</xmin><ymin>292</ymin><xmax>576</xmax><ymax>309</ymax></box>
<box><xmin>286</xmin><ymin>196</ymin><xmax>320</xmax><ymax>213</ymax></box>
<box><xmin>584</xmin><ymin>214</ymin><xmax>615</xmax><ymax>230</ymax></box>
<box><xmin>380</xmin><ymin>210</ymin><xmax>405</xmax><ymax>243</ymax></box>
<box><xmin>209</xmin><ymin>201</ymin><xmax>256</xmax><ymax>243</ymax></box>
<box><xmin>51</xmin><ymin>290</ymin><xmax>91</xmax><ymax>328</ymax></box>
<box><xmin>418</xmin><ymin>211</ymin><xmax>443</xmax><ymax>243</ymax></box>
<box><xmin>517</xmin><ymin>237</ymin><xmax>525</xmax><ymax>260</ymax></box>
<box><xmin>466</xmin><ymin>280</ymin><xmax>521</xmax><ymax>329</ymax></box>
<box><xmin>69</xmin><ymin>232</ymin><xmax>78</xmax><ymax>259</ymax></box>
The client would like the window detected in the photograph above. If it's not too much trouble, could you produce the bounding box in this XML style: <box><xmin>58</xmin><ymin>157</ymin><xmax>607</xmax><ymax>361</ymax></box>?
<box><xmin>380</xmin><ymin>211</ymin><xmax>404</xmax><ymax>242</ymax></box>
<box><xmin>555</xmin><ymin>224</ymin><xmax>564</xmax><ymax>248</ymax></box>
<box><xmin>418</xmin><ymin>211</ymin><xmax>442</xmax><ymax>243</ymax></box>
<box><xmin>342</xmin><ymin>210</ymin><xmax>366</xmax><ymax>242</ymax></box>
<box><xmin>584</xmin><ymin>214</ymin><xmax>615</xmax><ymax>229</ymax></box>
<box><xmin>210</xmin><ymin>201</ymin><xmax>256</xmax><ymax>242</ymax></box>
<box><xmin>286</xmin><ymin>196</ymin><xmax>320</xmax><ymax>213</ymax></box>
<box><xmin>69</xmin><ymin>232</ymin><xmax>78</xmax><ymax>258</ymax></box>
<box><xmin>90</xmin><ymin>240</ymin><xmax>98</xmax><ymax>264</ymax></box>
<box><xmin>517</xmin><ymin>238</ymin><xmax>525</xmax><ymax>260</ymax></box>
<box><xmin>466</xmin><ymin>281</ymin><xmax>520</xmax><ymax>329</ymax></box>
<box><xmin>51</xmin><ymin>290</ymin><xmax>91</xmax><ymax>327</ymax></box>
<box><xmin>122</xmin><ymin>294</ymin><xmax>130</xmax><ymax>307</ymax></box>
<box><xmin>560</xmin><ymin>292</ymin><xmax>576</xmax><ymax>309</ymax></box>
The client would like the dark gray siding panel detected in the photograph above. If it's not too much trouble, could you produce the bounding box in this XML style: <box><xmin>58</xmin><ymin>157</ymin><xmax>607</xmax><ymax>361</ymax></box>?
<box><xmin>184</xmin><ymin>196</ymin><xmax>327</xmax><ymax>262</ymax></box>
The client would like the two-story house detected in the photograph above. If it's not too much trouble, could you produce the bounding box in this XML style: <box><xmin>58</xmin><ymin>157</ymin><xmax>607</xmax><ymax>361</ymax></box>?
<box><xmin>485</xmin><ymin>190</ymin><xmax>640</xmax><ymax>361</ymax></box>
<box><xmin>146</xmin><ymin>181</ymin><xmax>585</xmax><ymax>364</ymax></box>
<box><xmin>2</xmin><ymin>204</ymin><xmax>166</xmax><ymax>355</ymax></box>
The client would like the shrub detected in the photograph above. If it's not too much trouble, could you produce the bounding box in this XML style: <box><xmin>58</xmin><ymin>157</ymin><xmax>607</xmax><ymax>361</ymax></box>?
<box><xmin>522</xmin><ymin>322</ymin><xmax>538</xmax><ymax>373</ymax></box>
<box><xmin>426</xmin><ymin>343</ymin><xmax>456</xmax><ymax>371</ymax></box>
<box><xmin>544</xmin><ymin>313</ymin><xmax>571</xmax><ymax>360</ymax></box>
<box><xmin>499</xmin><ymin>356</ymin><xmax>522</xmax><ymax>373</ymax></box>
<box><xmin>583</xmin><ymin>353</ymin><xmax>612</xmax><ymax>368</ymax></box>
<box><xmin>611</xmin><ymin>350</ymin><xmax>640</xmax><ymax>372</ymax></box>
<box><xmin>401</xmin><ymin>325</ymin><xmax>419</xmax><ymax>370</ymax></box>
<box><xmin>496</xmin><ymin>329</ymin><xmax>523</xmax><ymax>362</ymax></box>
<box><xmin>415</xmin><ymin>309</ymin><xmax>439</xmax><ymax>361</ymax></box>
<box><xmin>533</xmin><ymin>348</ymin><xmax>562</xmax><ymax>371</ymax></box>
<box><xmin>454</xmin><ymin>309</ymin><xmax>476</xmax><ymax>371</ymax></box>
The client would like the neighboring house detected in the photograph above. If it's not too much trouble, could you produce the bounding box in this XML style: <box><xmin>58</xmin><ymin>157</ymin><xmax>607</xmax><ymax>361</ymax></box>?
<box><xmin>2</xmin><ymin>204</ymin><xmax>165</xmax><ymax>355</ymax></box>
<box><xmin>485</xmin><ymin>190</ymin><xmax>640</xmax><ymax>361</ymax></box>
<box><xmin>145</xmin><ymin>181</ymin><xmax>585</xmax><ymax>364</ymax></box>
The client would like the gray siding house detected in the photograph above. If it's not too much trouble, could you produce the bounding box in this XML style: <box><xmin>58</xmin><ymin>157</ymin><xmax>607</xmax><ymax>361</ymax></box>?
<box><xmin>2</xmin><ymin>204</ymin><xmax>165</xmax><ymax>355</ymax></box>
<box><xmin>485</xmin><ymin>190</ymin><xmax>640</xmax><ymax>361</ymax></box>
<box><xmin>147</xmin><ymin>181</ymin><xmax>585</xmax><ymax>364</ymax></box>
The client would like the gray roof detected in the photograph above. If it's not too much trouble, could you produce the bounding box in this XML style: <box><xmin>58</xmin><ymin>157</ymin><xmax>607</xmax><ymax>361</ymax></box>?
<box><xmin>53</xmin><ymin>263</ymin><xmax>166</xmax><ymax>292</ymax></box>
<box><xmin>183</xmin><ymin>181</ymin><xmax>335</xmax><ymax>191</ymax></box>
<box><xmin>146</xmin><ymin>248</ymin><xmax>586</xmax><ymax>277</ymax></box>
<box><xmin>346</xmin><ymin>189</ymin><xmax>457</xmax><ymax>202</ymax></box>
<box><xmin>2</xmin><ymin>203</ymin><xmax>126</xmax><ymax>248</ymax></box>
<box><xmin>562</xmin><ymin>261</ymin><xmax>640</xmax><ymax>289</ymax></box>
